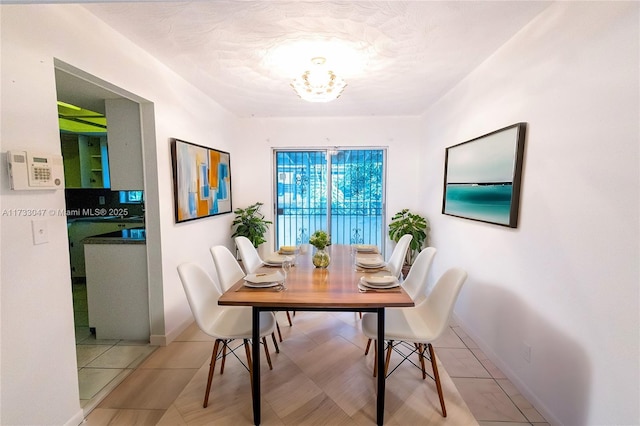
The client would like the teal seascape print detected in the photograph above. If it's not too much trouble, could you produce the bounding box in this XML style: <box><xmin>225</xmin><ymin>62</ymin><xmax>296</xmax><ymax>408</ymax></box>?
<box><xmin>442</xmin><ymin>123</ymin><xmax>526</xmax><ymax>227</ymax></box>
<box><xmin>444</xmin><ymin>183</ymin><xmax>513</xmax><ymax>225</ymax></box>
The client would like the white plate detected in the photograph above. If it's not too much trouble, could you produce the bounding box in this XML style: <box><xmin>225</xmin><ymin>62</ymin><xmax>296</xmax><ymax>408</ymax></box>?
<box><xmin>355</xmin><ymin>244</ymin><xmax>377</xmax><ymax>253</ymax></box>
<box><xmin>356</xmin><ymin>260</ymin><xmax>386</xmax><ymax>269</ymax></box>
<box><xmin>245</xmin><ymin>271</ymin><xmax>284</xmax><ymax>283</ymax></box>
<box><xmin>358</xmin><ymin>279</ymin><xmax>399</xmax><ymax>290</ymax></box>
<box><xmin>264</xmin><ymin>254</ymin><xmax>294</xmax><ymax>266</ymax></box>
<box><xmin>363</xmin><ymin>275</ymin><xmax>398</xmax><ymax>286</ymax></box>
<box><xmin>244</xmin><ymin>281</ymin><xmax>283</xmax><ymax>288</ymax></box>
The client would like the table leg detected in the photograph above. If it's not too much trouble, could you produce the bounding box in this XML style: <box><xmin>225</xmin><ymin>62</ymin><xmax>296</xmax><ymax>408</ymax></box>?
<box><xmin>377</xmin><ymin>307</ymin><xmax>385</xmax><ymax>425</ymax></box>
<box><xmin>252</xmin><ymin>307</ymin><xmax>261</xmax><ymax>425</ymax></box>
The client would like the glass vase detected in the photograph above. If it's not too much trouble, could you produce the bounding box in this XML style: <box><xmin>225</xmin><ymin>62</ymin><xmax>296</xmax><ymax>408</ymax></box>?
<box><xmin>312</xmin><ymin>247</ymin><xmax>330</xmax><ymax>268</ymax></box>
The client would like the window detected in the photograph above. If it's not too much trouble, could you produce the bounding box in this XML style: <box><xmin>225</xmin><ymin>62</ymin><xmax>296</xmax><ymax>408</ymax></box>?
<box><xmin>274</xmin><ymin>148</ymin><xmax>386</xmax><ymax>253</ymax></box>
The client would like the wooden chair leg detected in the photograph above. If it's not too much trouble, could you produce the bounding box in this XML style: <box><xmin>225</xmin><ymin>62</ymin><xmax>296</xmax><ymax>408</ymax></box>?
<box><xmin>418</xmin><ymin>343</ymin><xmax>427</xmax><ymax>379</ymax></box>
<box><xmin>276</xmin><ymin>319</ymin><xmax>283</xmax><ymax>342</ymax></box>
<box><xmin>286</xmin><ymin>311</ymin><xmax>293</xmax><ymax>326</ymax></box>
<box><xmin>262</xmin><ymin>337</ymin><xmax>273</xmax><ymax>370</ymax></box>
<box><xmin>384</xmin><ymin>340</ymin><xmax>393</xmax><ymax>377</ymax></box>
<box><xmin>220</xmin><ymin>340</ymin><xmax>227</xmax><ymax>374</ymax></box>
<box><xmin>364</xmin><ymin>338</ymin><xmax>372</xmax><ymax>355</ymax></box>
<box><xmin>271</xmin><ymin>332</ymin><xmax>280</xmax><ymax>353</ymax></box>
<box><xmin>373</xmin><ymin>339</ymin><xmax>378</xmax><ymax>377</ymax></box>
<box><xmin>428</xmin><ymin>343</ymin><xmax>447</xmax><ymax>417</ymax></box>
<box><xmin>204</xmin><ymin>339</ymin><xmax>221</xmax><ymax>408</ymax></box>
<box><xmin>244</xmin><ymin>339</ymin><xmax>253</xmax><ymax>399</ymax></box>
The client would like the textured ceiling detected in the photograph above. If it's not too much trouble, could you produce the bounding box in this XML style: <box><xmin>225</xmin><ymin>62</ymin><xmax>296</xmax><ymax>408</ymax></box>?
<box><xmin>83</xmin><ymin>1</ymin><xmax>550</xmax><ymax>118</ymax></box>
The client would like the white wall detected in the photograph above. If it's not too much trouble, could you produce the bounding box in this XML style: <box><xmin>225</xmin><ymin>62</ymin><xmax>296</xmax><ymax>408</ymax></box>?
<box><xmin>233</xmin><ymin>116</ymin><xmax>424</xmax><ymax>254</ymax></box>
<box><xmin>1</xmin><ymin>5</ymin><xmax>237</xmax><ymax>424</ymax></box>
<box><xmin>420</xmin><ymin>2</ymin><xmax>639</xmax><ymax>425</ymax></box>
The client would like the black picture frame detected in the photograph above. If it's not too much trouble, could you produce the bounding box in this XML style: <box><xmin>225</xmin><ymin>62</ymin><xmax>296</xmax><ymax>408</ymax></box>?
<box><xmin>171</xmin><ymin>138</ymin><xmax>232</xmax><ymax>223</ymax></box>
<box><xmin>442</xmin><ymin>123</ymin><xmax>526</xmax><ymax>228</ymax></box>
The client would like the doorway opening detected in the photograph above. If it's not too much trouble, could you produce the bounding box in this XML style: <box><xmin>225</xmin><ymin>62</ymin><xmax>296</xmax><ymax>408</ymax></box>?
<box><xmin>55</xmin><ymin>64</ymin><xmax>155</xmax><ymax>415</ymax></box>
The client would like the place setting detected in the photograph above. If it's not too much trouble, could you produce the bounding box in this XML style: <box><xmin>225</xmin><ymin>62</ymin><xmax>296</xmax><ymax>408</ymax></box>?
<box><xmin>357</xmin><ymin>274</ymin><xmax>401</xmax><ymax>293</ymax></box>
<box><xmin>355</xmin><ymin>256</ymin><xmax>389</xmax><ymax>272</ymax></box>
<box><xmin>241</xmin><ymin>271</ymin><xmax>286</xmax><ymax>291</ymax></box>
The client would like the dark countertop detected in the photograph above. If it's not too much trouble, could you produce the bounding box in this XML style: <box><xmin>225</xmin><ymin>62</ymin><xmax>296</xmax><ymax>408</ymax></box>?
<box><xmin>83</xmin><ymin>227</ymin><xmax>146</xmax><ymax>244</ymax></box>
<box><xmin>69</xmin><ymin>215</ymin><xmax>145</xmax><ymax>224</ymax></box>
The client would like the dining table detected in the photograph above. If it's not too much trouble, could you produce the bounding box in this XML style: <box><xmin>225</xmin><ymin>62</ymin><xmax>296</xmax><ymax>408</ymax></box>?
<box><xmin>218</xmin><ymin>244</ymin><xmax>415</xmax><ymax>425</ymax></box>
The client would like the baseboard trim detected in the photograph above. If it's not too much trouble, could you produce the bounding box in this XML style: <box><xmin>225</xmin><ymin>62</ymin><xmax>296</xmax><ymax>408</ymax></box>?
<box><xmin>150</xmin><ymin>316</ymin><xmax>193</xmax><ymax>346</ymax></box>
<box><xmin>64</xmin><ymin>408</ymin><xmax>85</xmax><ymax>426</ymax></box>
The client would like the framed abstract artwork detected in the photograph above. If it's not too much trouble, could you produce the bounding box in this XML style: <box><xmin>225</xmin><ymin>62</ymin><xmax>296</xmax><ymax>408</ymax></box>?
<box><xmin>171</xmin><ymin>138</ymin><xmax>232</xmax><ymax>223</ymax></box>
<box><xmin>442</xmin><ymin>123</ymin><xmax>527</xmax><ymax>228</ymax></box>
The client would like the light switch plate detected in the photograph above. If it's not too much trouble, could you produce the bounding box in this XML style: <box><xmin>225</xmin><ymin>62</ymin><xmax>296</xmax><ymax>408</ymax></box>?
<box><xmin>32</xmin><ymin>219</ymin><xmax>48</xmax><ymax>245</ymax></box>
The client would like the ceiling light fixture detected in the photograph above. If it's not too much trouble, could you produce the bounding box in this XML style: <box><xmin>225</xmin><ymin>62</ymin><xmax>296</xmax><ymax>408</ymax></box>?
<box><xmin>290</xmin><ymin>57</ymin><xmax>346</xmax><ymax>103</ymax></box>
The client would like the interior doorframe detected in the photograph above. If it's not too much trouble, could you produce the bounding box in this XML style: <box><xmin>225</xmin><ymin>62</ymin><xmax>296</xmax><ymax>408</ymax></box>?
<box><xmin>54</xmin><ymin>59</ymin><xmax>165</xmax><ymax>344</ymax></box>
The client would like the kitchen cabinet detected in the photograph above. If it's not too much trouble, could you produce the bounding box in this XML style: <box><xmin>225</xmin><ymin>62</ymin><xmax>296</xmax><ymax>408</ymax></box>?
<box><xmin>67</xmin><ymin>218</ymin><xmax>143</xmax><ymax>278</ymax></box>
<box><xmin>60</xmin><ymin>134</ymin><xmax>110</xmax><ymax>188</ymax></box>
<box><xmin>105</xmin><ymin>98</ymin><xmax>143</xmax><ymax>190</ymax></box>
<box><xmin>84</xmin><ymin>235</ymin><xmax>149</xmax><ymax>340</ymax></box>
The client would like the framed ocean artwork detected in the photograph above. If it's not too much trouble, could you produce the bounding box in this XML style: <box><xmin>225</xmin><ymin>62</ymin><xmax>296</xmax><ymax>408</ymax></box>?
<box><xmin>442</xmin><ymin>123</ymin><xmax>526</xmax><ymax>228</ymax></box>
<box><xmin>171</xmin><ymin>138</ymin><xmax>232</xmax><ymax>223</ymax></box>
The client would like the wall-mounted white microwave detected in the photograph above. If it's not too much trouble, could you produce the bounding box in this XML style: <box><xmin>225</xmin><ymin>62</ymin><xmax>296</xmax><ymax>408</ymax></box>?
<box><xmin>6</xmin><ymin>150</ymin><xmax>64</xmax><ymax>190</ymax></box>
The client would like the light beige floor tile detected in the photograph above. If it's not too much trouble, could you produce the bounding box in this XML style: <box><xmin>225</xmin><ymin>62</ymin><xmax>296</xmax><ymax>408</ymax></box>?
<box><xmin>77</xmin><ymin>345</ymin><xmax>111</xmax><ymax>368</ymax></box>
<box><xmin>452</xmin><ymin>325</ymin><xmax>480</xmax><ymax>349</ymax></box>
<box><xmin>109</xmin><ymin>408</ymin><xmax>167</xmax><ymax>425</ymax></box>
<box><xmin>98</xmin><ymin>368</ymin><xmax>198</xmax><ymax>410</ymax></box>
<box><xmin>472</xmin><ymin>348</ymin><xmax>507</xmax><ymax>379</ymax></box>
<box><xmin>497</xmin><ymin>378</ymin><xmax>547</xmax><ymax>422</ymax></box>
<box><xmin>139</xmin><ymin>341</ymin><xmax>213</xmax><ymax>369</ymax></box>
<box><xmin>433</xmin><ymin>326</ymin><xmax>468</xmax><ymax>348</ymax></box>
<box><xmin>83</xmin><ymin>407</ymin><xmax>120</xmax><ymax>426</ymax></box>
<box><xmin>78</xmin><ymin>368</ymin><xmax>125</xmax><ymax>400</ymax></box>
<box><xmin>87</xmin><ymin>345</ymin><xmax>157</xmax><ymax>369</ymax></box>
<box><xmin>174</xmin><ymin>321</ymin><xmax>216</xmax><ymax>342</ymax></box>
<box><xmin>452</xmin><ymin>377</ymin><xmax>527</xmax><ymax>422</ymax></box>
<box><xmin>436</xmin><ymin>347</ymin><xmax>492</xmax><ymax>378</ymax></box>
<box><xmin>157</xmin><ymin>404</ymin><xmax>188</xmax><ymax>425</ymax></box>
<box><xmin>478</xmin><ymin>422</ymin><xmax>532</xmax><ymax>426</ymax></box>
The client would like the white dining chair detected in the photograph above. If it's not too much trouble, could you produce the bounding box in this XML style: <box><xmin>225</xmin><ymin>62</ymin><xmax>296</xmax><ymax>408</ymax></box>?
<box><xmin>234</xmin><ymin>236</ymin><xmax>294</xmax><ymax>327</ymax></box>
<box><xmin>387</xmin><ymin>234</ymin><xmax>413</xmax><ymax>279</ymax></box>
<box><xmin>234</xmin><ymin>236</ymin><xmax>264</xmax><ymax>274</ymax></box>
<box><xmin>210</xmin><ymin>245</ymin><xmax>282</xmax><ymax>348</ymax></box>
<box><xmin>364</xmin><ymin>247</ymin><xmax>437</xmax><ymax>355</ymax></box>
<box><xmin>361</xmin><ymin>267</ymin><xmax>467</xmax><ymax>417</ymax></box>
<box><xmin>177</xmin><ymin>262</ymin><xmax>277</xmax><ymax>408</ymax></box>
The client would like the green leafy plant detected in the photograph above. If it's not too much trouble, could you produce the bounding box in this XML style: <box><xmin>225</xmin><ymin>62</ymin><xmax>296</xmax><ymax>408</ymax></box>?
<box><xmin>309</xmin><ymin>230</ymin><xmax>330</xmax><ymax>250</ymax></box>
<box><xmin>231</xmin><ymin>202</ymin><xmax>272</xmax><ymax>247</ymax></box>
<box><xmin>388</xmin><ymin>209</ymin><xmax>430</xmax><ymax>265</ymax></box>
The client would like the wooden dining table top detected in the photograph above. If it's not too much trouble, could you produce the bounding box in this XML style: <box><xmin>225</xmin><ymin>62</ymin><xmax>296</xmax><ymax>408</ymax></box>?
<box><xmin>218</xmin><ymin>244</ymin><xmax>415</xmax><ymax>310</ymax></box>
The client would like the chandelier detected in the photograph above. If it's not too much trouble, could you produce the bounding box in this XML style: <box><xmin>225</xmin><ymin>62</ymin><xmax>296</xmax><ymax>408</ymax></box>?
<box><xmin>290</xmin><ymin>57</ymin><xmax>347</xmax><ymax>102</ymax></box>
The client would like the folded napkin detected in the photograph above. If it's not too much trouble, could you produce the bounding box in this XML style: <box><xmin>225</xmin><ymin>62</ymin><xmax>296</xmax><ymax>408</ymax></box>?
<box><xmin>245</xmin><ymin>271</ymin><xmax>284</xmax><ymax>284</ymax></box>
<box><xmin>354</xmin><ymin>244</ymin><xmax>378</xmax><ymax>253</ymax></box>
<box><xmin>356</xmin><ymin>257</ymin><xmax>386</xmax><ymax>268</ymax></box>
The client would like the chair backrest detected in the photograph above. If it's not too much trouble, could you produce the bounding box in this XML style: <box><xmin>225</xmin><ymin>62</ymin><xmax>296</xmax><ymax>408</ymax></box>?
<box><xmin>419</xmin><ymin>268</ymin><xmax>467</xmax><ymax>340</ymax></box>
<box><xmin>210</xmin><ymin>245</ymin><xmax>245</xmax><ymax>292</ymax></box>
<box><xmin>234</xmin><ymin>236</ymin><xmax>264</xmax><ymax>273</ymax></box>
<box><xmin>387</xmin><ymin>234</ymin><xmax>413</xmax><ymax>278</ymax></box>
<box><xmin>177</xmin><ymin>262</ymin><xmax>223</xmax><ymax>332</ymax></box>
<box><xmin>401</xmin><ymin>247</ymin><xmax>437</xmax><ymax>301</ymax></box>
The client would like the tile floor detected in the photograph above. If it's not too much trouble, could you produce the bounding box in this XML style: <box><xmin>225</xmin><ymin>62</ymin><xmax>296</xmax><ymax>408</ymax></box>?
<box><xmin>79</xmin><ymin>308</ymin><xmax>549</xmax><ymax>425</ymax></box>
<box><xmin>73</xmin><ymin>282</ymin><xmax>158</xmax><ymax>415</ymax></box>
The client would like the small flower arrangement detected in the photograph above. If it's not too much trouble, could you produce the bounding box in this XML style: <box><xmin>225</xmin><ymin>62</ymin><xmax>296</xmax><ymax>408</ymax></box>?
<box><xmin>309</xmin><ymin>230</ymin><xmax>330</xmax><ymax>250</ymax></box>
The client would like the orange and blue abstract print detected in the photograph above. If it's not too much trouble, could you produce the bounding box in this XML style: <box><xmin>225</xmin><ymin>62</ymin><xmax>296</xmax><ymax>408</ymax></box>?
<box><xmin>172</xmin><ymin>138</ymin><xmax>232</xmax><ymax>222</ymax></box>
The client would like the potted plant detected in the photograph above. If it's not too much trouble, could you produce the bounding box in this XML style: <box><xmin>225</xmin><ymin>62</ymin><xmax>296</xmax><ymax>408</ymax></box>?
<box><xmin>388</xmin><ymin>209</ymin><xmax>430</xmax><ymax>268</ymax></box>
<box><xmin>309</xmin><ymin>230</ymin><xmax>331</xmax><ymax>268</ymax></box>
<box><xmin>231</xmin><ymin>202</ymin><xmax>272</xmax><ymax>248</ymax></box>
